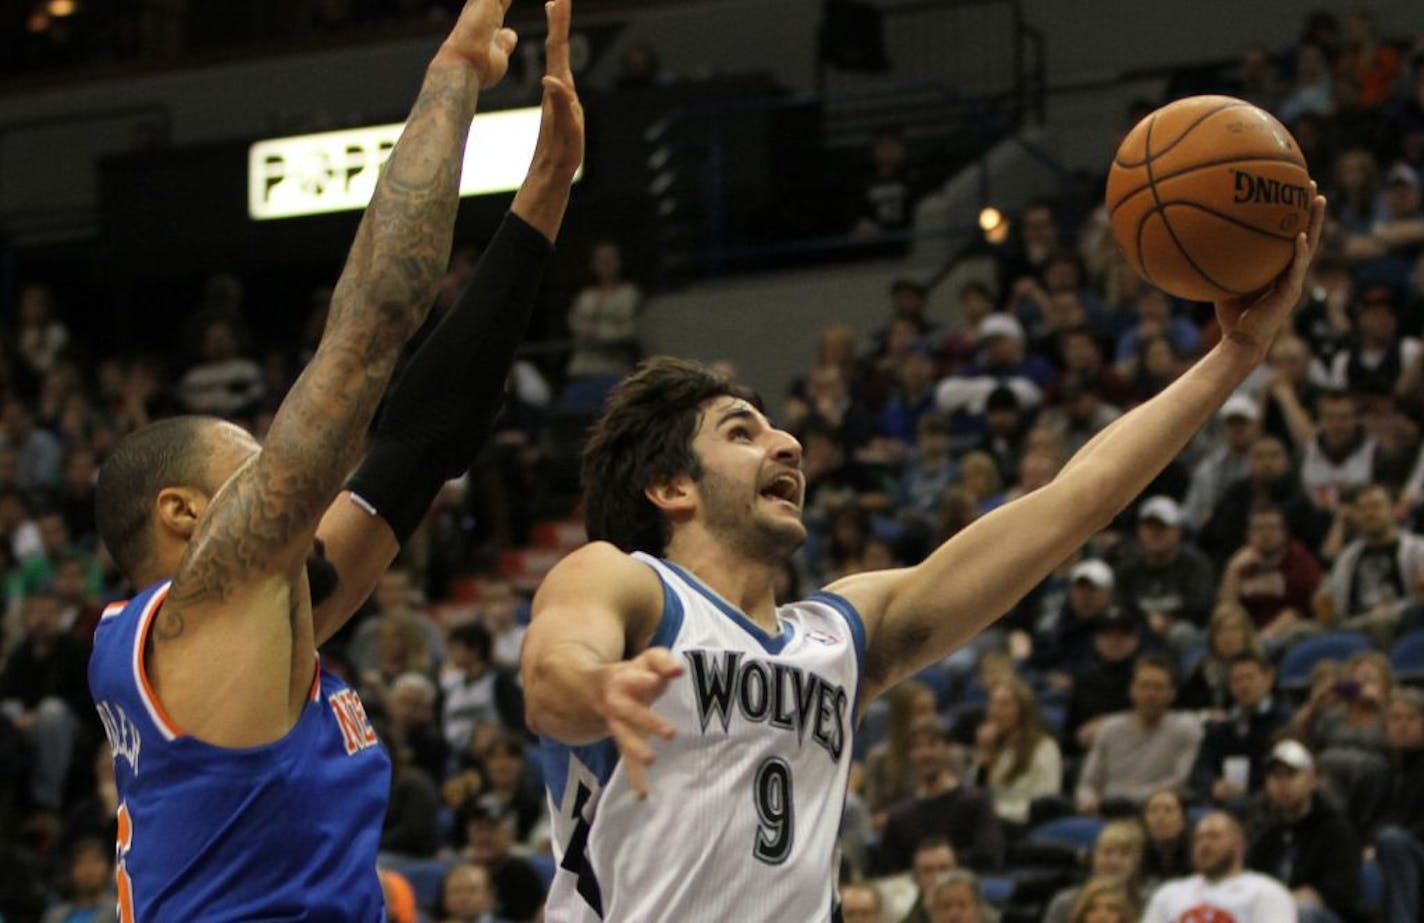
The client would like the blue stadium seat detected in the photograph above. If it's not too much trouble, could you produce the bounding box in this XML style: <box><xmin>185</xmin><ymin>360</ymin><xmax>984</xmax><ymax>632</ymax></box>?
<box><xmin>379</xmin><ymin>856</ymin><xmax>452</xmax><ymax>913</ymax></box>
<box><xmin>1390</xmin><ymin>629</ymin><xmax>1424</xmax><ymax>682</ymax></box>
<box><xmin>979</xmin><ymin>876</ymin><xmax>1015</xmax><ymax>905</ymax></box>
<box><xmin>529</xmin><ymin>852</ymin><xmax>557</xmax><ymax>892</ymax></box>
<box><xmin>1277</xmin><ymin>632</ymin><xmax>1372</xmax><ymax>691</ymax></box>
<box><xmin>1027</xmin><ymin>815</ymin><xmax>1104</xmax><ymax>853</ymax></box>
<box><xmin>1360</xmin><ymin>856</ymin><xmax>1382</xmax><ymax>914</ymax></box>
<box><xmin>1040</xmin><ymin>703</ymin><xmax>1065</xmax><ymax>735</ymax></box>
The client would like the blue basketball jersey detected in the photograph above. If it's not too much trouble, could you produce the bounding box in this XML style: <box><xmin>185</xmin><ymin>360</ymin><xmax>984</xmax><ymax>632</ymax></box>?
<box><xmin>89</xmin><ymin>580</ymin><xmax>391</xmax><ymax>922</ymax></box>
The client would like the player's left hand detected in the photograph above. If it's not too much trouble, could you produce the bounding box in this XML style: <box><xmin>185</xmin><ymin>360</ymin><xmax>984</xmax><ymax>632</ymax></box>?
<box><xmin>1213</xmin><ymin>185</ymin><xmax>1326</xmax><ymax>360</ymax></box>
<box><xmin>530</xmin><ymin>0</ymin><xmax>584</xmax><ymax>182</ymax></box>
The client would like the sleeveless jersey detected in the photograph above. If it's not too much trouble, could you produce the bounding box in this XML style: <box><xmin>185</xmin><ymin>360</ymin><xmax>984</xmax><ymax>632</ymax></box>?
<box><xmin>88</xmin><ymin>581</ymin><xmax>391</xmax><ymax>922</ymax></box>
<box><xmin>539</xmin><ymin>554</ymin><xmax>866</xmax><ymax>922</ymax></box>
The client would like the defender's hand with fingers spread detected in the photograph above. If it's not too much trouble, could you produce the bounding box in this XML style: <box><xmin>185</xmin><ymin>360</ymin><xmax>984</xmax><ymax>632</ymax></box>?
<box><xmin>598</xmin><ymin>647</ymin><xmax>684</xmax><ymax>799</ymax></box>
<box><xmin>1214</xmin><ymin>186</ymin><xmax>1327</xmax><ymax>360</ymax></box>
<box><xmin>439</xmin><ymin>0</ymin><xmax>519</xmax><ymax>87</ymax></box>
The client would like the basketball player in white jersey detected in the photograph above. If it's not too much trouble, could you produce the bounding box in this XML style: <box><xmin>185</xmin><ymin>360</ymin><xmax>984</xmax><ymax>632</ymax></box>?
<box><xmin>523</xmin><ymin>194</ymin><xmax>1327</xmax><ymax>921</ymax></box>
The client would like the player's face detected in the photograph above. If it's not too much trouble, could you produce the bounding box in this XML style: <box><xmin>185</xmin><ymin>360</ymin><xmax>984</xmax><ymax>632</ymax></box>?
<box><xmin>688</xmin><ymin>397</ymin><xmax>806</xmax><ymax>560</ymax></box>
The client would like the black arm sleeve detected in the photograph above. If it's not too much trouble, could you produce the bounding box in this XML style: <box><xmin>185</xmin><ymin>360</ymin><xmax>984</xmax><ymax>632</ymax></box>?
<box><xmin>346</xmin><ymin>211</ymin><xmax>553</xmax><ymax>543</ymax></box>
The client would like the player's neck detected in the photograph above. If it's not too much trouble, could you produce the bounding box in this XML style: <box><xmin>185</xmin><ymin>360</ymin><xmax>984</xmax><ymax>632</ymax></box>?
<box><xmin>663</xmin><ymin>536</ymin><xmax>780</xmax><ymax>633</ymax></box>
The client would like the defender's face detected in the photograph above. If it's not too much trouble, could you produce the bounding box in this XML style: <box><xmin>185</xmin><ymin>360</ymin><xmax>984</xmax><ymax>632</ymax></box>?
<box><xmin>687</xmin><ymin>397</ymin><xmax>806</xmax><ymax>557</ymax></box>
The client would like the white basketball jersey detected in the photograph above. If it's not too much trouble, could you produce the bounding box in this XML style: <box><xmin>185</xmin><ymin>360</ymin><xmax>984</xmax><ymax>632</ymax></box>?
<box><xmin>539</xmin><ymin>553</ymin><xmax>865</xmax><ymax>922</ymax></box>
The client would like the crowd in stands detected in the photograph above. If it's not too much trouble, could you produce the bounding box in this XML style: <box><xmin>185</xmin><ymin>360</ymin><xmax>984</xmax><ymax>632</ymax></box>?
<box><xmin>0</xmin><ymin>4</ymin><xmax>1421</xmax><ymax>923</ymax></box>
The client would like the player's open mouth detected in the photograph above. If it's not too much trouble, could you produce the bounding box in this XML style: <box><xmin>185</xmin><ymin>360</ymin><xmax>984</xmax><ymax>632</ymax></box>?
<box><xmin>760</xmin><ymin>474</ymin><xmax>802</xmax><ymax>508</ymax></box>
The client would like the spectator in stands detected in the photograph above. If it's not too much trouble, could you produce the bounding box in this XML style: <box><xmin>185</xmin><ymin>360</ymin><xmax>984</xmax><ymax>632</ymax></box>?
<box><xmin>852</xmin><ymin>127</ymin><xmax>922</xmax><ymax>243</ymax></box>
<box><xmin>876</xmin><ymin>718</ymin><xmax>1003</xmax><ymax>874</ymax></box>
<box><xmin>1064</xmin><ymin>608</ymin><xmax>1147</xmax><ymax>754</ymax></box>
<box><xmin>54</xmin><ymin>744</ymin><xmax>116</xmax><ymax>870</ymax></box>
<box><xmin>1347</xmin><ymin>164</ymin><xmax>1424</xmax><ymax>293</ymax></box>
<box><xmin>1318</xmin><ymin>482</ymin><xmax>1424</xmax><ymax>641</ymax></box>
<box><xmin>970</xmin><ymin>677</ymin><xmax>1062</xmax><ymax>829</ymax></box>
<box><xmin>1289</xmin><ymin>264</ymin><xmax>1352</xmax><ymax>392</ymax></box>
<box><xmin>1177</xmin><ymin>603</ymin><xmax>1261</xmax><ymax>711</ymax></box>
<box><xmin>54</xmin><ymin>447</ymin><xmax>97</xmax><ymax>549</ymax></box>
<box><xmin>1043</xmin><ymin>820</ymin><xmax>1147</xmax><ymax>923</ymax></box>
<box><xmin>899</xmin><ymin>415</ymin><xmax>957</xmax><ymax>520</ymax></box>
<box><xmin>1075</xmin><ymin>653</ymin><xmax>1202</xmax><ymax>815</ymax></box>
<box><xmin>1144</xmin><ymin>811</ymin><xmax>1294</xmax><ymax>923</ymax></box>
<box><xmin>878</xmin><ymin>343</ymin><xmax>940</xmax><ymax>452</ymax></box>
<box><xmin>1217</xmin><ymin>502</ymin><xmax>1323</xmax><ymax>642</ymax></box>
<box><xmin>437</xmin><ymin>861</ymin><xmax>503</xmax><ymax>923</ymax></box>
<box><xmin>0</xmin><ymin>400</ymin><xmax>61</xmax><ymax>491</ymax></box>
<box><xmin>801</xmin><ymin>418</ymin><xmax>888</xmax><ymax>513</ymax></box>
<box><xmin>0</xmin><ymin>488</ymin><xmax>41</xmax><ymax>568</ymax></box>
<box><xmin>463</xmin><ymin>732</ymin><xmax>544</xmax><ymax>845</ymax></box>
<box><xmin>1293</xmin><ymin>649</ymin><xmax>1393</xmax><ymax>827</ymax></box>
<box><xmin>1247</xmin><ymin>739</ymin><xmax>1362</xmax><ymax>923</ymax></box>
<box><xmin>41</xmin><ymin>837</ymin><xmax>115</xmax><ymax>923</ymax></box>
<box><xmin>54</xmin><ymin>555</ymin><xmax>101</xmax><ymax>642</ymax></box>
<box><xmin>1189</xmin><ymin>651</ymin><xmax>1291</xmax><ymax>806</ymax></box>
<box><xmin>1278</xmin><ymin>41</ymin><xmax>1335</xmax><ymax>126</ymax></box>
<box><xmin>441</xmin><ymin>622</ymin><xmax>525</xmax><ymax>755</ymax></box>
<box><xmin>0</xmin><ymin>588</ymin><xmax>88</xmax><ymax>820</ymax></box>
<box><xmin>458</xmin><ymin>803</ymin><xmax>544</xmax><ymax>922</ymax></box>
<box><xmin>925</xmin><ymin>869</ymin><xmax>986</xmax><ymax>923</ymax></box>
<box><xmin>864</xmin><ymin>679</ymin><xmax>937</xmax><ymax>822</ymax></box>
<box><xmin>1139</xmin><ymin>788</ymin><xmax>1193</xmax><ymax>886</ymax></box>
<box><xmin>1052</xmin><ymin>326</ymin><xmax>1131</xmax><ymax>408</ymax></box>
<box><xmin>386</xmin><ymin>672</ymin><xmax>450</xmax><ymax>783</ymax></box>
<box><xmin>1182</xmin><ymin>396</ymin><xmax>1260</xmax><ymax>529</ymax></box>
<box><xmin>994</xmin><ymin>200</ymin><xmax>1061</xmax><ymax>300</ymax></box>
<box><xmin>564</xmin><ymin>240</ymin><xmax>641</xmax><ymax>385</ymax></box>
<box><xmin>935</xmin><ymin>316</ymin><xmax>1048</xmax><ymax>437</ymax></box>
<box><xmin>1335</xmin><ymin>8</ymin><xmax>1402</xmax><ymax>109</ymax></box>
<box><xmin>12</xmin><ymin>511</ymin><xmax>102</xmax><ymax>602</ymax></box>
<box><xmin>898</xmin><ymin>836</ymin><xmax>957</xmax><ymax>923</ymax></box>
<box><xmin>15</xmin><ymin>284</ymin><xmax>69</xmax><ymax>384</ymax></box>
<box><xmin>1299</xmin><ymin>391</ymin><xmax>1378</xmax><ymax>512</ymax></box>
<box><xmin>176</xmin><ymin>318</ymin><xmax>265</xmax><ymax>417</ymax></box>
<box><xmin>1036</xmin><ymin>375</ymin><xmax>1121</xmax><ymax>459</ymax></box>
<box><xmin>1029</xmin><ymin>558</ymin><xmax>1114</xmax><ymax>680</ymax></box>
<box><xmin>941</xmin><ymin>282</ymin><xmax>996</xmax><ymax>371</ymax></box>
<box><xmin>839</xmin><ymin>882</ymin><xmax>885</xmax><ymax>923</ymax></box>
<box><xmin>1066</xmin><ymin>876</ymin><xmax>1139</xmax><ymax>923</ymax></box>
<box><xmin>477</xmin><ymin>578</ymin><xmax>526</xmax><ymax>672</ymax></box>
<box><xmin>1232</xmin><ymin>42</ymin><xmax>1282</xmax><ymax>112</ymax></box>
<box><xmin>1115</xmin><ymin>496</ymin><xmax>1216</xmax><ymax>650</ymax></box>
<box><xmin>1320</xmin><ymin>286</ymin><xmax>1419</xmax><ymax>395</ymax></box>
<box><xmin>1114</xmin><ymin>288</ymin><xmax>1201</xmax><ymax>372</ymax></box>
<box><xmin>350</xmin><ymin>567</ymin><xmax>445</xmax><ymax>677</ymax></box>
<box><xmin>378</xmin><ymin>720</ymin><xmax>442</xmax><ymax>860</ymax></box>
<box><xmin>1200</xmin><ymin>435</ymin><xmax>1324</xmax><ymax>565</ymax></box>
<box><xmin>1372</xmin><ymin>686</ymin><xmax>1424</xmax><ymax>923</ymax></box>
<box><xmin>1123</xmin><ymin>335</ymin><xmax>1188</xmax><ymax>405</ymax></box>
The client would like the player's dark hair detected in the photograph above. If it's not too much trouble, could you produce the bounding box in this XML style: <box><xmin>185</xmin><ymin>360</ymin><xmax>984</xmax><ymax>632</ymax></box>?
<box><xmin>95</xmin><ymin>416</ymin><xmax>215</xmax><ymax>580</ymax></box>
<box><xmin>582</xmin><ymin>357</ymin><xmax>758</xmax><ymax>555</ymax></box>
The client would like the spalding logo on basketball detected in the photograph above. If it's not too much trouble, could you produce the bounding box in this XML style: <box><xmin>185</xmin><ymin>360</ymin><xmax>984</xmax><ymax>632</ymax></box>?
<box><xmin>1106</xmin><ymin>95</ymin><xmax>1313</xmax><ymax>303</ymax></box>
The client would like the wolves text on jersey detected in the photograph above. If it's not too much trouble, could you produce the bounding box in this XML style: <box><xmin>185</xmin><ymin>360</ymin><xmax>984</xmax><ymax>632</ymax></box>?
<box><xmin>682</xmin><ymin>649</ymin><xmax>848</xmax><ymax>763</ymax></box>
<box><xmin>96</xmin><ymin>700</ymin><xmax>143</xmax><ymax>775</ymax></box>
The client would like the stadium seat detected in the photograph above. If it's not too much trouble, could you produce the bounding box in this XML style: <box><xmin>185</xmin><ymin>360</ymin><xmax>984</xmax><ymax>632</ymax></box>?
<box><xmin>1360</xmin><ymin>856</ymin><xmax>1382</xmax><ymax>914</ymax></box>
<box><xmin>529</xmin><ymin>852</ymin><xmax>557</xmax><ymax>892</ymax></box>
<box><xmin>1027</xmin><ymin>815</ymin><xmax>1104</xmax><ymax>853</ymax></box>
<box><xmin>1390</xmin><ymin>629</ymin><xmax>1424</xmax><ymax>682</ymax></box>
<box><xmin>979</xmin><ymin>876</ymin><xmax>1016</xmax><ymax>905</ymax></box>
<box><xmin>1040</xmin><ymin>704</ymin><xmax>1065</xmax><ymax>736</ymax></box>
<box><xmin>1277</xmin><ymin>632</ymin><xmax>1372</xmax><ymax>691</ymax></box>
<box><xmin>378</xmin><ymin>856</ymin><xmax>452</xmax><ymax>914</ymax></box>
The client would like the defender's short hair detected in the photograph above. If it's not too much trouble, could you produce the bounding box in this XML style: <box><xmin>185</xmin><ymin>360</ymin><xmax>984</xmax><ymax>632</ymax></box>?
<box><xmin>95</xmin><ymin>416</ymin><xmax>216</xmax><ymax>580</ymax></box>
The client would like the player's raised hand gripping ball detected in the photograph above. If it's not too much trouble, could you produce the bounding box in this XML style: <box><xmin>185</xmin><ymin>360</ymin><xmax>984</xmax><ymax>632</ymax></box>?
<box><xmin>1106</xmin><ymin>95</ymin><xmax>1313</xmax><ymax>303</ymax></box>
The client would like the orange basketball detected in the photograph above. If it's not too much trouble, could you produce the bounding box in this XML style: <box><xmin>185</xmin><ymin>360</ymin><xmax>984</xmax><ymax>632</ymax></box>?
<box><xmin>1106</xmin><ymin>95</ymin><xmax>1312</xmax><ymax>303</ymax></box>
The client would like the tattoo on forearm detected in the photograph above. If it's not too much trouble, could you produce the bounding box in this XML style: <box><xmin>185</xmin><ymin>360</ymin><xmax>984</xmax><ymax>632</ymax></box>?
<box><xmin>167</xmin><ymin>61</ymin><xmax>481</xmax><ymax>619</ymax></box>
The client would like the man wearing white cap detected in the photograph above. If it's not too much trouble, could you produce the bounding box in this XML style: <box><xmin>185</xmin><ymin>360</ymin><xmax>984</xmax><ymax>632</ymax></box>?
<box><xmin>1116</xmin><ymin>496</ymin><xmax>1216</xmax><ymax>650</ymax></box>
<box><xmin>1028</xmin><ymin>559</ymin><xmax>1116</xmax><ymax>676</ymax></box>
<box><xmin>1246</xmin><ymin>740</ymin><xmax>1362</xmax><ymax>923</ymax></box>
<box><xmin>933</xmin><ymin>313</ymin><xmax>1047</xmax><ymax>420</ymax></box>
<box><xmin>1182</xmin><ymin>395</ymin><xmax>1261</xmax><ymax>528</ymax></box>
<box><xmin>1143</xmin><ymin>810</ymin><xmax>1295</xmax><ymax>922</ymax></box>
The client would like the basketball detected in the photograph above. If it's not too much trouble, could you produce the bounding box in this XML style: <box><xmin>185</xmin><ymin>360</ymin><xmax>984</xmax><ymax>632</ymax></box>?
<box><xmin>1106</xmin><ymin>95</ymin><xmax>1312</xmax><ymax>303</ymax></box>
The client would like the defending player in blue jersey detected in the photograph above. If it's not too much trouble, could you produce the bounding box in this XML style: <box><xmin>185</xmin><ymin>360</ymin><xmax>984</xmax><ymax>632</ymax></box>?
<box><xmin>87</xmin><ymin>2</ymin><xmax>584</xmax><ymax>919</ymax></box>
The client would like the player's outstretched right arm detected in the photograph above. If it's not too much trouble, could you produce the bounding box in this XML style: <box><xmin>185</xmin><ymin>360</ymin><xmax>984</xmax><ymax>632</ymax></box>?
<box><xmin>157</xmin><ymin>0</ymin><xmax>518</xmax><ymax>745</ymax></box>
<box><xmin>523</xmin><ymin>543</ymin><xmax>681</xmax><ymax>797</ymax></box>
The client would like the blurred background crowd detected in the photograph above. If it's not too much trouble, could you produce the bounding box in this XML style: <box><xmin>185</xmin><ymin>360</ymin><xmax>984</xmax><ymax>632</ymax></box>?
<box><xmin>0</xmin><ymin>2</ymin><xmax>1423</xmax><ymax>923</ymax></box>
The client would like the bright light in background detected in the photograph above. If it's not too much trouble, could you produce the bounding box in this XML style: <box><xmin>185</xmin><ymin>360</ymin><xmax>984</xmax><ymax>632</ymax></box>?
<box><xmin>978</xmin><ymin>206</ymin><xmax>1002</xmax><ymax>231</ymax></box>
<box><xmin>46</xmin><ymin>0</ymin><xmax>76</xmax><ymax>16</ymax></box>
<box><xmin>248</xmin><ymin>107</ymin><xmax>582</xmax><ymax>221</ymax></box>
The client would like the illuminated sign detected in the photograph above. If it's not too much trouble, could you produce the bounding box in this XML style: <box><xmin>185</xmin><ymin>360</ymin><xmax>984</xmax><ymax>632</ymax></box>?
<box><xmin>248</xmin><ymin>107</ymin><xmax>578</xmax><ymax>220</ymax></box>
